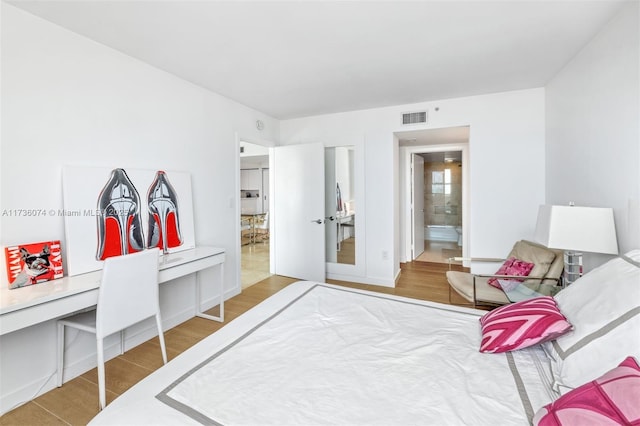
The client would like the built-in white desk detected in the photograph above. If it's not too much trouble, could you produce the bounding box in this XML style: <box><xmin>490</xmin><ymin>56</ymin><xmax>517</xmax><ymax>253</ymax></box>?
<box><xmin>0</xmin><ymin>246</ymin><xmax>225</xmax><ymax>336</ymax></box>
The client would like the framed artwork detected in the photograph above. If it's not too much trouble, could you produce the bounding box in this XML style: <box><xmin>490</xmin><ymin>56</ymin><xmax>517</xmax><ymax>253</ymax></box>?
<box><xmin>62</xmin><ymin>166</ymin><xmax>196</xmax><ymax>276</ymax></box>
<box><xmin>5</xmin><ymin>241</ymin><xmax>64</xmax><ymax>289</ymax></box>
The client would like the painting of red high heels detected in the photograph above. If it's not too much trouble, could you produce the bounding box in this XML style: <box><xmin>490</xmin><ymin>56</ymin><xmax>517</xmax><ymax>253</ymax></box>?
<box><xmin>96</xmin><ymin>168</ymin><xmax>146</xmax><ymax>260</ymax></box>
<box><xmin>62</xmin><ymin>166</ymin><xmax>195</xmax><ymax>276</ymax></box>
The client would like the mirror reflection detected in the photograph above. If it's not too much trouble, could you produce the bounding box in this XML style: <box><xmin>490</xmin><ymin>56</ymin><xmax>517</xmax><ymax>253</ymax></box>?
<box><xmin>325</xmin><ymin>146</ymin><xmax>355</xmax><ymax>265</ymax></box>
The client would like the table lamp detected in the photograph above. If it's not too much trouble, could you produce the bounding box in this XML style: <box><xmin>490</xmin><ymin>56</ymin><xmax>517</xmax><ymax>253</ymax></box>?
<box><xmin>534</xmin><ymin>204</ymin><xmax>618</xmax><ymax>285</ymax></box>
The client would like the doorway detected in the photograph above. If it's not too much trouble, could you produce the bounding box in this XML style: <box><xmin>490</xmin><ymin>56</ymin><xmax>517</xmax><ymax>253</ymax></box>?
<box><xmin>240</xmin><ymin>141</ymin><xmax>271</xmax><ymax>288</ymax></box>
<box><xmin>416</xmin><ymin>151</ymin><xmax>463</xmax><ymax>264</ymax></box>
<box><xmin>397</xmin><ymin>126</ymin><xmax>470</xmax><ymax>265</ymax></box>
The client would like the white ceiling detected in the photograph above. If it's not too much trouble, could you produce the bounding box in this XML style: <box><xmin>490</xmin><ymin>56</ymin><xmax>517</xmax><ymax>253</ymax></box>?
<box><xmin>7</xmin><ymin>0</ymin><xmax>626</xmax><ymax>120</ymax></box>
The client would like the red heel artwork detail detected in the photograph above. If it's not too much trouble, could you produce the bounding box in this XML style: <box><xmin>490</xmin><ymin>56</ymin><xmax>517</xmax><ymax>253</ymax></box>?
<box><xmin>96</xmin><ymin>168</ymin><xmax>145</xmax><ymax>260</ymax></box>
<box><xmin>147</xmin><ymin>171</ymin><xmax>183</xmax><ymax>253</ymax></box>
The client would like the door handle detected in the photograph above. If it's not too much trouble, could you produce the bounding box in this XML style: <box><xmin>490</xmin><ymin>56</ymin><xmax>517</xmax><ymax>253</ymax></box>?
<box><xmin>311</xmin><ymin>219</ymin><xmax>324</xmax><ymax>224</ymax></box>
<box><xmin>325</xmin><ymin>216</ymin><xmax>335</xmax><ymax>221</ymax></box>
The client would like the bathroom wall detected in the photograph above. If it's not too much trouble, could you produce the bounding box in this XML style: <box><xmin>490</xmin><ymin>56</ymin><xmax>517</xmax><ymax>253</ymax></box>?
<box><xmin>424</xmin><ymin>161</ymin><xmax>462</xmax><ymax>227</ymax></box>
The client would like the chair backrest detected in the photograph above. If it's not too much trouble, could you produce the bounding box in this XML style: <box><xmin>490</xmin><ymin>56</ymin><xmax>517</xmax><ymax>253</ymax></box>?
<box><xmin>256</xmin><ymin>212</ymin><xmax>269</xmax><ymax>230</ymax></box>
<box><xmin>509</xmin><ymin>240</ymin><xmax>564</xmax><ymax>294</ymax></box>
<box><xmin>96</xmin><ymin>248</ymin><xmax>160</xmax><ymax>339</ymax></box>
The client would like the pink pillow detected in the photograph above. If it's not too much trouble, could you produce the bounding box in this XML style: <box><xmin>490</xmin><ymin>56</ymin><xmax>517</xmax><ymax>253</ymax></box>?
<box><xmin>487</xmin><ymin>257</ymin><xmax>535</xmax><ymax>288</ymax></box>
<box><xmin>533</xmin><ymin>356</ymin><xmax>640</xmax><ymax>425</ymax></box>
<box><xmin>479</xmin><ymin>296</ymin><xmax>572</xmax><ymax>353</ymax></box>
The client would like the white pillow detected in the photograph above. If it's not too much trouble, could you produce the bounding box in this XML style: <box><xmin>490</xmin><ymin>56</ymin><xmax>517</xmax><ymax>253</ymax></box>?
<box><xmin>544</xmin><ymin>249</ymin><xmax>640</xmax><ymax>392</ymax></box>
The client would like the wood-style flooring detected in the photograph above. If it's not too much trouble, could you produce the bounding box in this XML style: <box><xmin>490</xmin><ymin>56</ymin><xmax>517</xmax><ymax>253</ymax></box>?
<box><xmin>0</xmin><ymin>261</ymin><xmax>469</xmax><ymax>425</ymax></box>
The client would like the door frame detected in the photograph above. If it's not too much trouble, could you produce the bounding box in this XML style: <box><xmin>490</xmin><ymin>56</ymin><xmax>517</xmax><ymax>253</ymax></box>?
<box><xmin>411</xmin><ymin>153</ymin><xmax>425</xmax><ymax>260</ymax></box>
<box><xmin>235</xmin><ymin>135</ymin><xmax>274</xmax><ymax>293</ymax></box>
<box><xmin>401</xmin><ymin>143</ymin><xmax>470</xmax><ymax>263</ymax></box>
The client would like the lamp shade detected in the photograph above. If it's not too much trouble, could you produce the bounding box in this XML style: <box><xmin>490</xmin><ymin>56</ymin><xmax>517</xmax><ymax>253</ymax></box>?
<box><xmin>534</xmin><ymin>205</ymin><xmax>618</xmax><ymax>255</ymax></box>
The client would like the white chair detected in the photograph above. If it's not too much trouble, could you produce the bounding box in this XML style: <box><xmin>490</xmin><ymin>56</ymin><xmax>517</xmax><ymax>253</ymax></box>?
<box><xmin>254</xmin><ymin>212</ymin><xmax>270</xmax><ymax>243</ymax></box>
<box><xmin>241</xmin><ymin>216</ymin><xmax>254</xmax><ymax>245</ymax></box>
<box><xmin>56</xmin><ymin>248</ymin><xmax>167</xmax><ymax>410</ymax></box>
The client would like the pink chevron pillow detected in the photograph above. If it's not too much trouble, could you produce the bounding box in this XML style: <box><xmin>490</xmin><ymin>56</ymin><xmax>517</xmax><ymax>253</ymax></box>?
<box><xmin>487</xmin><ymin>257</ymin><xmax>535</xmax><ymax>288</ymax></box>
<box><xmin>479</xmin><ymin>296</ymin><xmax>572</xmax><ymax>353</ymax></box>
<box><xmin>533</xmin><ymin>356</ymin><xmax>640</xmax><ymax>425</ymax></box>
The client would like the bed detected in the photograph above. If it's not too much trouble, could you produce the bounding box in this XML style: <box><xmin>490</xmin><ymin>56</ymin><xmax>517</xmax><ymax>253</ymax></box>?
<box><xmin>90</xmin><ymin>250</ymin><xmax>640</xmax><ymax>425</ymax></box>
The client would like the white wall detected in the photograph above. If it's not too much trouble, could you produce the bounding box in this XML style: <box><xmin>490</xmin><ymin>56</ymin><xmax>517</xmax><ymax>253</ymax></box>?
<box><xmin>0</xmin><ymin>4</ymin><xmax>278</xmax><ymax>413</ymax></box>
<box><xmin>280</xmin><ymin>88</ymin><xmax>547</xmax><ymax>284</ymax></box>
<box><xmin>546</xmin><ymin>1</ymin><xmax>640</xmax><ymax>269</ymax></box>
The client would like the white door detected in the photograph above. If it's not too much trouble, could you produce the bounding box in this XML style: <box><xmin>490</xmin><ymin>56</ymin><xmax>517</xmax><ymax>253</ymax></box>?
<box><xmin>273</xmin><ymin>143</ymin><xmax>325</xmax><ymax>281</ymax></box>
<box><xmin>412</xmin><ymin>154</ymin><xmax>425</xmax><ymax>259</ymax></box>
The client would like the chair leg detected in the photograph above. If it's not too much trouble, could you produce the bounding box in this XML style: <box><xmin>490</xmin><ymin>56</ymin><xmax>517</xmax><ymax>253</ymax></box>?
<box><xmin>56</xmin><ymin>323</ymin><xmax>65</xmax><ymax>387</ymax></box>
<box><xmin>97</xmin><ymin>338</ymin><xmax>106</xmax><ymax>410</ymax></box>
<box><xmin>119</xmin><ymin>330</ymin><xmax>125</xmax><ymax>355</ymax></box>
<box><xmin>156</xmin><ymin>314</ymin><xmax>168</xmax><ymax>365</ymax></box>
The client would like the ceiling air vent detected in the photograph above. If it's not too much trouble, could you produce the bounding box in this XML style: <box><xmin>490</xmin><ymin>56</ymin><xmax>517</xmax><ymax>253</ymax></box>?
<box><xmin>402</xmin><ymin>111</ymin><xmax>427</xmax><ymax>125</ymax></box>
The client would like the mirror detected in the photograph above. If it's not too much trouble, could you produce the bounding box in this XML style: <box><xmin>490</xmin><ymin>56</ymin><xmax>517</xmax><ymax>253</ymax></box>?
<box><xmin>325</xmin><ymin>146</ymin><xmax>355</xmax><ymax>265</ymax></box>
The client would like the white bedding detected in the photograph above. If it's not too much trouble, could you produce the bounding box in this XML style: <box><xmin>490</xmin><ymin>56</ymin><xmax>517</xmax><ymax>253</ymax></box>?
<box><xmin>90</xmin><ymin>282</ymin><xmax>556</xmax><ymax>425</ymax></box>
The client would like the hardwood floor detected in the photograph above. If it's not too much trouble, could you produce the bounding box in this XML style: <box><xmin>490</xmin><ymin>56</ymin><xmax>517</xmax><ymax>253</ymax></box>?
<box><xmin>336</xmin><ymin>237</ymin><xmax>355</xmax><ymax>265</ymax></box>
<box><xmin>0</xmin><ymin>261</ymin><xmax>469</xmax><ymax>425</ymax></box>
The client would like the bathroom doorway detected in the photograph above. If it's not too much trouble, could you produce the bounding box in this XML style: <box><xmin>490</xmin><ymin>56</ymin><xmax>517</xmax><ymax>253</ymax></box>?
<box><xmin>416</xmin><ymin>151</ymin><xmax>463</xmax><ymax>264</ymax></box>
<box><xmin>397</xmin><ymin>126</ymin><xmax>469</xmax><ymax>265</ymax></box>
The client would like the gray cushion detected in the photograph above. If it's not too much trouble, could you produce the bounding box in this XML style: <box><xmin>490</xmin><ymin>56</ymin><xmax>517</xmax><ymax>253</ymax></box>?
<box><xmin>446</xmin><ymin>270</ymin><xmax>510</xmax><ymax>305</ymax></box>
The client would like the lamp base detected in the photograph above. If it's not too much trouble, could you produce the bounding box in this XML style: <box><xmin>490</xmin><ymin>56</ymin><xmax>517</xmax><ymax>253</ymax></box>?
<box><xmin>563</xmin><ymin>251</ymin><xmax>583</xmax><ymax>286</ymax></box>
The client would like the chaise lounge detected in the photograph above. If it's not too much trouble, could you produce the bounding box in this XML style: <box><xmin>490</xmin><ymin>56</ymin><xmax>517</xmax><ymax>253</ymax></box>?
<box><xmin>446</xmin><ymin>240</ymin><xmax>564</xmax><ymax>307</ymax></box>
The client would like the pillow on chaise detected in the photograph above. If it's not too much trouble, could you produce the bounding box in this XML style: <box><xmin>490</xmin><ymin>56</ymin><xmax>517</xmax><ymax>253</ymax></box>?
<box><xmin>487</xmin><ymin>257</ymin><xmax>535</xmax><ymax>288</ymax></box>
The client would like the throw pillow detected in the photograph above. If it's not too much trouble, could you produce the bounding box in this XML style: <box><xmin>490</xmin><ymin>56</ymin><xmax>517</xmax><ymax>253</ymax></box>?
<box><xmin>533</xmin><ymin>356</ymin><xmax>640</xmax><ymax>425</ymax></box>
<box><xmin>487</xmin><ymin>257</ymin><xmax>535</xmax><ymax>288</ymax></box>
<box><xmin>479</xmin><ymin>296</ymin><xmax>573</xmax><ymax>354</ymax></box>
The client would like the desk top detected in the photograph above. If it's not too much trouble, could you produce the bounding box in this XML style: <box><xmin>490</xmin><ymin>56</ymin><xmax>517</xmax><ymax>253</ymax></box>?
<box><xmin>0</xmin><ymin>246</ymin><xmax>225</xmax><ymax>317</ymax></box>
<box><xmin>335</xmin><ymin>213</ymin><xmax>354</xmax><ymax>223</ymax></box>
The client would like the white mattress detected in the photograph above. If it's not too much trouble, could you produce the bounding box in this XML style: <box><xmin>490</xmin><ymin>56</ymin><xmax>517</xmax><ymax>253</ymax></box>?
<box><xmin>90</xmin><ymin>282</ymin><xmax>556</xmax><ymax>425</ymax></box>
